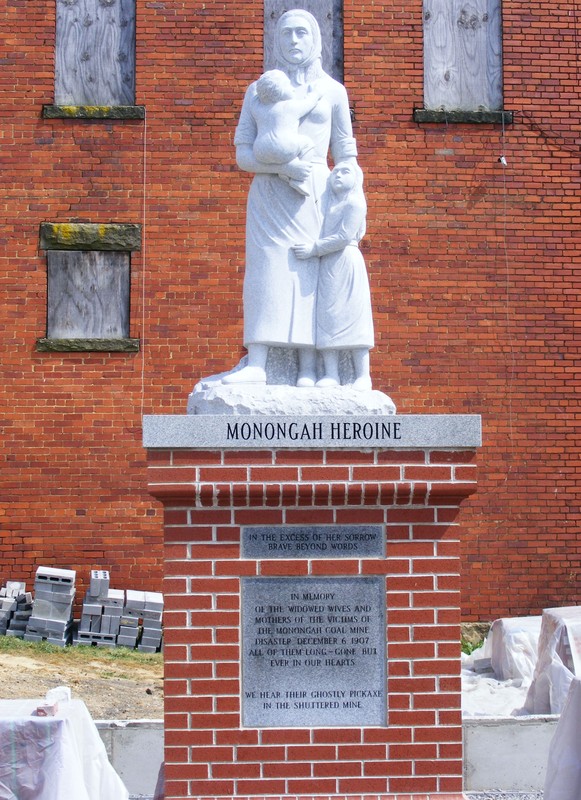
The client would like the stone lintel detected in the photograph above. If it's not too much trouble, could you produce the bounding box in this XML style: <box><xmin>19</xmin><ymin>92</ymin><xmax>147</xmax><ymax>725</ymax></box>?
<box><xmin>36</xmin><ymin>338</ymin><xmax>140</xmax><ymax>352</ymax></box>
<box><xmin>142</xmin><ymin>413</ymin><xmax>482</xmax><ymax>450</ymax></box>
<box><xmin>413</xmin><ymin>108</ymin><xmax>513</xmax><ymax>125</ymax></box>
<box><xmin>42</xmin><ymin>105</ymin><xmax>145</xmax><ymax>120</ymax></box>
<box><xmin>39</xmin><ymin>223</ymin><xmax>142</xmax><ymax>252</ymax></box>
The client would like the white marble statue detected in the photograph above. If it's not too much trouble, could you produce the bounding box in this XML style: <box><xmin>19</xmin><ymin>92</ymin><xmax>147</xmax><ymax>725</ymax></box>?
<box><xmin>190</xmin><ymin>10</ymin><xmax>396</xmax><ymax>415</ymax></box>
<box><xmin>223</xmin><ymin>8</ymin><xmax>358</xmax><ymax>388</ymax></box>
<box><xmin>253</xmin><ymin>69</ymin><xmax>323</xmax><ymax>196</ymax></box>
<box><xmin>292</xmin><ymin>161</ymin><xmax>374</xmax><ymax>390</ymax></box>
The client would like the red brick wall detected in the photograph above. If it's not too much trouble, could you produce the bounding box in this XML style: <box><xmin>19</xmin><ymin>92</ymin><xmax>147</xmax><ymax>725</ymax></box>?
<box><xmin>148</xmin><ymin>447</ymin><xmax>474</xmax><ymax>799</ymax></box>
<box><xmin>1</xmin><ymin>0</ymin><xmax>579</xmax><ymax>617</ymax></box>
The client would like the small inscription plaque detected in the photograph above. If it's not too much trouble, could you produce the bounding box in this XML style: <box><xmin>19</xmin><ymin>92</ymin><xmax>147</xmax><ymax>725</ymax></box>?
<box><xmin>241</xmin><ymin>525</ymin><xmax>384</xmax><ymax>559</ymax></box>
<box><xmin>242</xmin><ymin>576</ymin><xmax>386</xmax><ymax>728</ymax></box>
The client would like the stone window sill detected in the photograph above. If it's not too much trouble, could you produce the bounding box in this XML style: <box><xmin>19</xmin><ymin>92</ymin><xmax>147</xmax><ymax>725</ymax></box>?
<box><xmin>413</xmin><ymin>109</ymin><xmax>513</xmax><ymax>125</ymax></box>
<box><xmin>36</xmin><ymin>338</ymin><xmax>140</xmax><ymax>352</ymax></box>
<box><xmin>42</xmin><ymin>105</ymin><xmax>145</xmax><ymax>120</ymax></box>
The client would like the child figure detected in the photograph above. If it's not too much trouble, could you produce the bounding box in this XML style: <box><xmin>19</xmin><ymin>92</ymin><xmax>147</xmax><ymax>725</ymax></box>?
<box><xmin>252</xmin><ymin>69</ymin><xmax>323</xmax><ymax>196</ymax></box>
<box><xmin>292</xmin><ymin>161</ymin><xmax>374</xmax><ymax>390</ymax></box>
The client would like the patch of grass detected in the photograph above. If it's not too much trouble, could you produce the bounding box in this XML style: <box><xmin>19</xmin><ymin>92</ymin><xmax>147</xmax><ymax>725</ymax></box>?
<box><xmin>100</xmin><ymin>670</ymin><xmax>132</xmax><ymax>680</ymax></box>
<box><xmin>0</xmin><ymin>635</ymin><xmax>162</xmax><ymax>667</ymax></box>
<box><xmin>460</xmin><ymin>621</ymin><xmax>490</xmax><ymax>656</ymax></box>
<box><xmin>461</xmin><ymin>637</ymin><xmax>485</xmax><ymax>656</ymax></box>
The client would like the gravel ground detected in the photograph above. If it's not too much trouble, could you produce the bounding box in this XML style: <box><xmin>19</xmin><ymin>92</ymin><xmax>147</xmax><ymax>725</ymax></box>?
<box><xmin>131</xmin><ymin>791</ymin><xmax>543</xmax><ymax>797</ymax></box>
<box><xmin>466</xmin><ymin>794</ymin><xmax>543</xmax><ymax>799</ymax></box>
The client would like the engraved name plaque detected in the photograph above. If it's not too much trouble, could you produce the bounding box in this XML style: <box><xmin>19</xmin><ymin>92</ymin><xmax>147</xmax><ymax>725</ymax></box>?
<box><xmin>241</xmin><ymin>525</ymin><xmax>384</xmax><ymax>559</ymax></box>
<box><xmin>242</xmin><ymin>576</ymin><xmax>386</xmax><ymax>728</ymax></box>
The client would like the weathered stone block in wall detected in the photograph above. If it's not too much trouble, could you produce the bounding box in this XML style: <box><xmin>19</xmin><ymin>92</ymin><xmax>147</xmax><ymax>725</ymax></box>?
<box><xmin>39</xmin><ymin>223</ymin><xmax>142</xmax><ymax>252</ymax></box>
<box><xmin>42</xmin><ymin>105</ymin><xmax>146</xmax><ymax>120</ymax></box>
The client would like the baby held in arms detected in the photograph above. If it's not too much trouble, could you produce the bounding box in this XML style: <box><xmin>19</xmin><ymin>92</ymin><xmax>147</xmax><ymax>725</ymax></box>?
<box><xmin>252</xmin><ymin>69</ymin><xmax>323</xmax><ymax>196</ymax></box>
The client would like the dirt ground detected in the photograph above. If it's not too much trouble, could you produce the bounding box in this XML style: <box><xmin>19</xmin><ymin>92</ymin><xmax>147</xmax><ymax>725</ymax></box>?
<box><xmin>0</xmin><ymin>648</ymin><xmax>164</xmax><ymax>720</ymax></box>
<box><xmin>0</xmin><ymin>624</ymin><xmax>485</xmax><ymax>722</ymax></box>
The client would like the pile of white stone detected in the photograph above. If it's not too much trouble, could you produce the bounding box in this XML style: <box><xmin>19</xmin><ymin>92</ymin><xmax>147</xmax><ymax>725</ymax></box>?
<box><xmin>0</xmin><ymin>568</ymin><xmax>163</xmax><ymax>652</ymax></box>
<box><xmin>0</xmin><ymin>581</ymin><xmax>33</xmax><ymax>638</ymax></box>
<box><xmin>78</xmin><ymin>570</ymin><xmax>164</xmax><ymax>652</ymax></box>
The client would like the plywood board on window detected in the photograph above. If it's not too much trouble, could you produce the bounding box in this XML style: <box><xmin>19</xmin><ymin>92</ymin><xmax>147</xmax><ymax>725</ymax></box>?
<box><xmin>55</xmin><ymin>0</ymin><xmax>135</xmax><ymax>106</ymax></box>
<box><xmin>47</xmin><ymin>250</ymin><xmax>130</xmax><ymax>339</ymax></box>
<box><xmin>423</xmin><ymin>0</ymin><xmax>502</xmax><ymax>111</ymax></box>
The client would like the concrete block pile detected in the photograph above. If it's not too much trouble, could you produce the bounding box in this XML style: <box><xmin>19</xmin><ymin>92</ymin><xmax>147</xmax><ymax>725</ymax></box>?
<box><xmin>78</xmin><ymin>570</ymin><xmax>124</xmax><ymax>647</ymax></box>
<box><xmin>123</xmin><ymin>589</ymin><xmax>164</xmax><ymax>653</ymax></box>
<box><xmin>0</xmin><ymin>581</ymin><xmax>33</xmax><ymax>637</ymax></box>
<box><xmin>0</xmin><ymin>567</ymin><xmax>163</xmax><ymax>652</ymax></box>
<box><xmin>78</xmin><ymin>571</ymin><xmax>163</xmax><ymax>652</ymax></box>
<box><xmin>25</xmin><ymin>567</ymin><xmax>76</xmax><ymax>646</ymax></box>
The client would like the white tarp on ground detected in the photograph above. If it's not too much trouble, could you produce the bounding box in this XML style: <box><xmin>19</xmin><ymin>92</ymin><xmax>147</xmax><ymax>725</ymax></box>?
<box><xmin>524</xmin><ymin>606</ymin><xmax>581</xmax><ymax>715</ymax></box>
<box><xmin>462</xmin><ymin>658</ymin><xmax>532</xmax><ymax>717</ymax></box>
<box><xmin>544</xmin><ymin>676</ymin><xmax>581</xmax><ymax>800</ymax></box>
<box><xmin>463</xmin><ymin>608</ymin><xmax>581</xmax><ymax>718</ymax></box>
<box><xmin>484</xmin><ymin>616</ymin><xmax>542</xmax><ymax>682</ymax></box>
<box><xmin>463</xmin><ymin>616</ymin><xmax>542</xmax><ymax>717</ymax></box>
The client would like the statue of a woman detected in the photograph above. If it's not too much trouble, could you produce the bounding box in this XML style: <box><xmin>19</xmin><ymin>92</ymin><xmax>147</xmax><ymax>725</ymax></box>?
<box><xmin>223</xmin><ymin>9</ymin><xmax>357</xmax><ymax>387</ymax></box>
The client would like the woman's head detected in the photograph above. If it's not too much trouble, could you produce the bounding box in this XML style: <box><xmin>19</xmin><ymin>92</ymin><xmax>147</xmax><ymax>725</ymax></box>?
<box><xmin>274</xmin><ymin>9</ymin><xmax>322</xmax><ymax>76</ymax></box>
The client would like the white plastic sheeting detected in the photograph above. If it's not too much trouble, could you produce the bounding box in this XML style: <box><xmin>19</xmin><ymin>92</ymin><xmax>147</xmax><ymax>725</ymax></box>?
<box><xmin>462</xmin><ymin>616</ymin><xmax>542</xmax><ymax>717</ymax></box>
<box><xmin>544</xmin><ymin>677</ymin><xmax>581</xmax><ymax>800</ymax></box>
<box><xmin>0</xmin><ymin>698</ymin><xmax>129</xmax><ymax>800</ymax></box>
<box><xmin>524</xmin><ymin>606</ymin><xmax>581</xmax><ymax>715</ymax></box>
<box><xmin>463</xmin><ymin>609</ymin><xmax>581</xmax><ymax>718</ymax></box>
<box><xmin>483</xmin><ymin>616</ymin><xmax>542</xmax><ymax>682</ymax></box>
<box><xmin>462</xmin><ymin>656</ymin><xmax>531</xmax><ymax>717</ymax></box>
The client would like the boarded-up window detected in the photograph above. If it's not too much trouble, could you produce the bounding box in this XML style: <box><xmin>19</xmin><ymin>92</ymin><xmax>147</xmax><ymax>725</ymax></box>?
<box><xmin>37</xmin><ymin>223</ymin><xmax>140</xmax><ymax>352</ymax></box>
<box><xmin>423</xmin><ymin>0</ymin><xmax>502</xmax><ymax>112</ymax></box>
<box><xmin>47</xmin><ymin>251</ymin><xmax>130</xmax><ymax>339</ymax></box>
<box><xmin>264</xmin><ymin>0</ymin><xmax>343</xmax><ymax>83</ymax></box>
<box><xmin>55</xmin><ymin>0</ymin><xmax>136</xmax><ymax>106</ymax></box>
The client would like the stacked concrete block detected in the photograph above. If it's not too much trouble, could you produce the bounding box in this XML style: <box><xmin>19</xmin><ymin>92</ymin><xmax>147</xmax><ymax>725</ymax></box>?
<box><xmin>72</xmin><ymin>570</ymin><xmax>164</xmax><ymax>651</ymax></box>
<box><xmin>140</xmin><ymin>592</ymin><xmax>164</xmax><ymax>653</ymax></box>
<box><xmin>117</xmin><ymin>589</ymin><xmax>144</xmax><ymax>649</ymax></box>
<box><xmin>5</xmin><ymin>582</ymin><xmax>34</xmax><ymax>638</ymax></box>
<box><xmin>0</xmin><ymin>582</ymin><xmax>25</xmax><ymax>635</ymax></box>
<box><xmin>0</xmin><ymin>585</ymin><xmax>18</xmax><ymax>635</ymax></box>
<box><xmin>0</xmin><ymin>596</ymin><xmax>17</xmax><ymax>635</ymax></box>
<box><xmin>1</xmin><ymin>581</ymin><xmax>26</xmax><ymax>599</ymax></box>
<box><xmin>117</xmin><ymin>590</ymin><xmax>164</xmax><ymax>652</ymax></box>
<box><xmin>25</xmin><ymin>567</ymin><xmax>76</xmax><ymax>646</ymax></box>
<box><xmin>0</xmin><ymin>582</ymin><xmax>35</xmax><ymax>637</ymax></box>
<box><xmin>117</xmin><ymin>621</ymin><xmax>140</xmax><ymax>648</ymax></box>
<box><xmin>78</xmin><ymin>570</ymin><xmax>124</xmax><ymax>647</ymax></box>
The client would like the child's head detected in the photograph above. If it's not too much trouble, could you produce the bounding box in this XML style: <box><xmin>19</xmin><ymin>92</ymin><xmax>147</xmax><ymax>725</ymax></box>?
<box><xmin>330</xmin><ymin>161</ymin><xmax>362</xmax><ymax>194</ymax></box>
<box><xmin>256</xmin><ymin>69</ymin><xmax>293</xmax><ymax>103</ymax></box>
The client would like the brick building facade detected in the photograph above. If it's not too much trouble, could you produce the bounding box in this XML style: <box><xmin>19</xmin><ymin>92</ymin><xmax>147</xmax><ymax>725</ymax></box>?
<box><xmin>1</xmin><ymin>1</ymin><xmax>579</xmax><ymax>619</ymax></box>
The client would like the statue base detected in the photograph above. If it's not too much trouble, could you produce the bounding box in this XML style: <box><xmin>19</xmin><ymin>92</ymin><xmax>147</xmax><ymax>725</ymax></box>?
<box><xmin>188</xmin><ymin>349</ymin><xmax>396</xmax><ymax>415</ymax></box>
<box><xmin>188</xmin><ymin>382</ymin><xmax>396</xmax><ymax>416</ymax></box>
<box><xmin>144</xmin><ymin>434</ymin><xmax>479</xmax><ymax>800</ymax></box>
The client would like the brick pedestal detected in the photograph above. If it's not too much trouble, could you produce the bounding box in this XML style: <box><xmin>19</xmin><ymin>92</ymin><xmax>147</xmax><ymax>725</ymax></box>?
<box><xmin>146</xmin><ymin>431</ymin><xmax>478</xmax><ymax>800</ymax></box>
